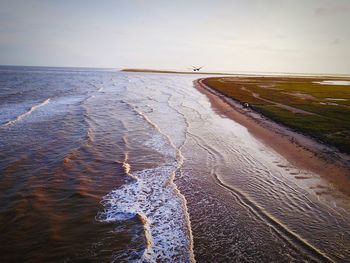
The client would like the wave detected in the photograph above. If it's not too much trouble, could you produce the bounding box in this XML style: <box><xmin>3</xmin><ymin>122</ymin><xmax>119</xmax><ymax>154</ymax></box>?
<box><xmin>97</xmin><ymin>159</ymin><xmax>193</xmax><ymax>262</ymax></box>
<box><xmin>96</xmin><ymin>103</ymin><xmax>194</xmax><ymax>262</ymax></box>
<box><xmin>212</xmin><ymin>171</ymin><xmax>334</xmax><ymax>262</ymax></box>
<box><xmin>2</xmin><ymin>98</ymin><xmax>51</xmax><ymax>127</ymax></box>
<box><xmin>92</xmin><ymin>83</ymin><xmax>104</xmax><ymax>92</ymax></box>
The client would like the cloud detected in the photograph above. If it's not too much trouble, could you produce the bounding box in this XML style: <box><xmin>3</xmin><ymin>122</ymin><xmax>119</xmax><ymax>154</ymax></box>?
<box><xmin>274</xmin><ymin>34</ymin><xmax>287</xmax><ymax>39</ymax></box>
<box><xmin>315</xmin><ymin>6</ymin><xmax>350</xmax><ymax>16</ymax></box>
<box><xmin>252</xmin><ymin>44</ymin><xmax>297</xmax><ymax>53</ymax></box>
<box><xmin>330</xmin><ymin>38</ymin><xmax>340</xmax><ymax>45</ymax></box>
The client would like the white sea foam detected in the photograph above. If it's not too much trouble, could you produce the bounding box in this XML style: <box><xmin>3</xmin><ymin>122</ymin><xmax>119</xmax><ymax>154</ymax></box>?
<box><xmin>97</xmin><ymin>113</ymin><xmax>194</xmax><ymax>262</ymax></box>
<box><xmin>2</xmin><ymin>98</ymin><xmax>50</xmax><ymax>127</ymax></box>
<box><xmin>325</xmin><ymin>98</ymin><xmax>347</xmax><ymax>101</ymax></box>
<box><xmin>97</xmin><ymin>162</ymin><xmax>193</xmax><ymax>262</ymax></box>
<box><xmin>94</xmin><ymin>75</ymin><xmax>196</xmax><ymax>262</ymax></box>
<box><xmin>314</xmin><ymin>80</ymin><xmax>350</xmax><ymax>86</ymax></box>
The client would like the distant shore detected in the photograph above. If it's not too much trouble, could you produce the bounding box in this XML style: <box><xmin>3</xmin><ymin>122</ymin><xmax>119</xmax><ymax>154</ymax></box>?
<box><xmin>121</xmin><ymin>68</ymin><xmax>231</xmax><ymax>75</ymax></box>
<box><xmin>195</xmin><ymin>78</ymin><xmax>350</xmax><ymax>196</ymax></box>
<box><xmin>121</xmin><ymin>68</ymin><xmax>350</xmax><ymax>78</ymax></box>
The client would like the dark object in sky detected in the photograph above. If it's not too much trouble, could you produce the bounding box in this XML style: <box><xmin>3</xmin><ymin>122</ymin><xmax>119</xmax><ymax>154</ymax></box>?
<box><xmin>191</xmin><ymin>66</ymin><xmax>203</xmax><ymax>71</ymax></box>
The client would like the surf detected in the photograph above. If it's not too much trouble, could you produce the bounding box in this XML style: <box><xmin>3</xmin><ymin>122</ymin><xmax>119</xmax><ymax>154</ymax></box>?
<box><xmin>96</xmin><ymin>97</ymin><xmax>195</xmax><ymax>262</ymax></box>
<box><xmin>2</xmin><ymin>98</ymin><xmax>51</xmax><ymax>127</ymax></box>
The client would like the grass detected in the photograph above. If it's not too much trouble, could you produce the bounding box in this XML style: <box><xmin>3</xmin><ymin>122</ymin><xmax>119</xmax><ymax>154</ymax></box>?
<box><xmin>203</xmin><ymin>76</ymin><xmax>350</xmax><ymax>154</ymax></box>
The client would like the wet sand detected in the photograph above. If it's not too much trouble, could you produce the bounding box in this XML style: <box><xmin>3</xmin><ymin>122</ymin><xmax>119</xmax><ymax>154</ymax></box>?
<box><xmin>195</xmin><ymin>78</ymin><xmax>350</xmax><ymax>197</ymax></box>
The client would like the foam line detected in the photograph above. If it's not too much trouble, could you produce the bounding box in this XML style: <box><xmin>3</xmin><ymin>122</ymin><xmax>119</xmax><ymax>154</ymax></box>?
<box><xmin>2</xmin><ymin>98</ymin><xmax>50</xmax><ymax>127</ymax></box>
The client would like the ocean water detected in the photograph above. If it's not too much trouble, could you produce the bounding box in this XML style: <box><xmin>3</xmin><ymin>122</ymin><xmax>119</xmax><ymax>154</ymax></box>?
<box><xmin>0</xmin><ymin>66</ymin><xmax>349</xmax><ymax>262</ymax></box>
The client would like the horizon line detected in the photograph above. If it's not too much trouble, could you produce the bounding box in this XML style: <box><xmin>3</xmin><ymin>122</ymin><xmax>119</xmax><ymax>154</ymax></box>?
<box><xmin>1</xmin><ymin>64</ymin><xmax>350</xmax><ymax>78</ymax></box>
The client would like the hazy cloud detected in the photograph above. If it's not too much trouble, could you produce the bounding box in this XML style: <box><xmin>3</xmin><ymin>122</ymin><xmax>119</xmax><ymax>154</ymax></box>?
<box><xmin>274</xmin><ymin>34</ymin><xmax>287</xmax><ymax>39</ymax></box>
<box><xmin>251</xmin><ymin>44</ymin><xmax>297</xmax><ymax>53</ymax></box>
<box><xmin>315</xmin><ymin>6</ymin><xmax>350</xmax><ymax>16</ymax></box>
<box><xmin>330</xmin><ymin>38</ymin><xmax>340</xmax><ymax>45</ymax></box>
<box><xmin>0</xmin><ymin>0</ymin><xmax>349</xmax><ymax>74</ymax></box>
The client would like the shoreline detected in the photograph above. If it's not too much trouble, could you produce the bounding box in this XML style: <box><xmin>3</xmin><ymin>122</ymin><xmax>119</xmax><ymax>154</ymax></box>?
<box><xmin>121</xmin><ymin>68</ymin><xmax>232</xmax><ymax>75</ymax></box>
<box><xmin>195</xmin><ymin>78</ymin><xmax>350</xmax><ymax>197</ymax></box>
<box><xmin>122</xmin><ymin>68</ymin><xmax>350</xmax><ymax>79</ymax></box>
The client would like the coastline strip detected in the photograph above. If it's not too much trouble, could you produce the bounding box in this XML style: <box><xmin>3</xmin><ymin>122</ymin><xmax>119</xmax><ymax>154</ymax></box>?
<box><xmin>195</xmin><ymin>78</ymin><xmax>350</xmax><ymax>193</ymax></box>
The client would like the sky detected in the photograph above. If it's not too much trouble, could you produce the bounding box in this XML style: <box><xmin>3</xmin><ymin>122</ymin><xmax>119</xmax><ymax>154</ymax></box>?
<box><xmin>0</xmin><ymin>0</ymin><xmax>349</xmax><ymax>74</ymax></box>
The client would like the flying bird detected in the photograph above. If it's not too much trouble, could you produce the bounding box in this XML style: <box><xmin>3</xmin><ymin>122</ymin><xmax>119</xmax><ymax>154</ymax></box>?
<box><xmin>191</xmin><ymin>66</ymin><xmax>204</xmax><ymax>72</ymax></box>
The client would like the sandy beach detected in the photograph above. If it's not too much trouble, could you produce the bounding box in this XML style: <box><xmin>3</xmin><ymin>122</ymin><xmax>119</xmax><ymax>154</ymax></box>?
<box><xmin>195</xmin><ymin>78</ymin><xmax>350</xmax><ymax>197</ymax></box>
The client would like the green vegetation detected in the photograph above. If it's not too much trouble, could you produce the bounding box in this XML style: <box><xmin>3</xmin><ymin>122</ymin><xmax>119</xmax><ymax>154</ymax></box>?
<box><xmin>203</xmin><ymin>76</ymin><xmax>350</xmax><ymax>153</ymax></box>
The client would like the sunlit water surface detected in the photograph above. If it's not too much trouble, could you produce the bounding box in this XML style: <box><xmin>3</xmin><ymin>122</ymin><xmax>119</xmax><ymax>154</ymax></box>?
<box><xmin>0</xmin><ymin>67</ymin><xmax>349</xmax><ymax>262</ymax></box>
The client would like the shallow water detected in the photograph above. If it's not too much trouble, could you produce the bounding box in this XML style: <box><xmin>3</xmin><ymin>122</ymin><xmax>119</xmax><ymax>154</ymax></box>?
<box><xmin>314</xmin><ymin>80</ymin><xmax>350</xmax><ymax>86</ymax></box>
<box><xmin>0</xmin><ymin>66</ymin><xmax>349</xmax><ymax>262</ymax></box>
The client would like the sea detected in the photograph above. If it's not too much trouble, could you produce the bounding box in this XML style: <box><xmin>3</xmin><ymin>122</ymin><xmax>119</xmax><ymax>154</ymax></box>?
<box><xmin>0</xmin><ymin>66</ymin><xmax>349</xmax><ymax>262</ymax></box>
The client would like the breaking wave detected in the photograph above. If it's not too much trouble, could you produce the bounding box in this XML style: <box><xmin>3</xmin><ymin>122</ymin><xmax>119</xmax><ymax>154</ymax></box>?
<box><xmin>2</xmin><ymin>98</ymin><xmax>51</xmax><ymax>127</ymax></box>
<box><xmin>96</xmin><ymin>104</ymin><xmax>194</xmax><ymax>262</ymax></box>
